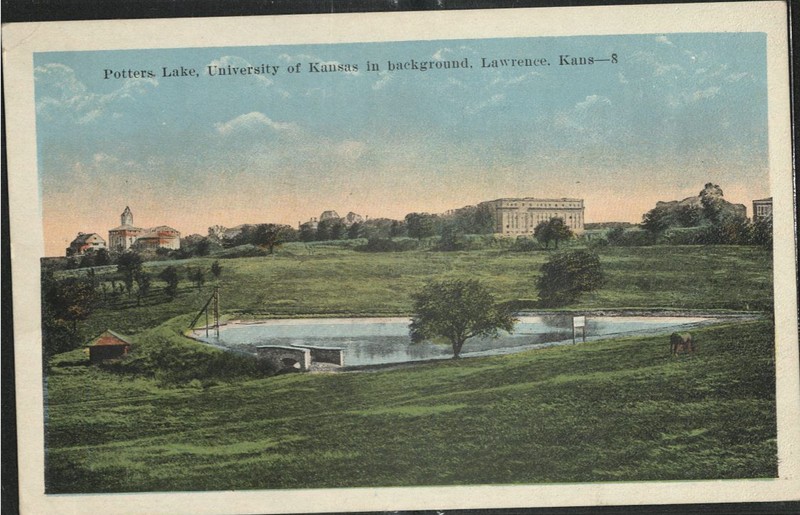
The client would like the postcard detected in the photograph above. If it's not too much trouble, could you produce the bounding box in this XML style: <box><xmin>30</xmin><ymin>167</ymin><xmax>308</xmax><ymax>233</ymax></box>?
<box><xmin>3</xmin><ymin>2</ymin><xmax>798</xmax><ymax>513</ymax></box>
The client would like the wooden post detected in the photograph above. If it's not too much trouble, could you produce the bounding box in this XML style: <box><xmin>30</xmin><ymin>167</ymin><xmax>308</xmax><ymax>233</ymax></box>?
<box><xmin>214</xmin><ymin>287</ymin><xmax>220</xmax><ymax>338</ymax></box>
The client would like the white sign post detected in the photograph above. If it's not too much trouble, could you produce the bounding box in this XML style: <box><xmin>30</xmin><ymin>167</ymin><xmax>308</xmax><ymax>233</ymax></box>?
<box><xmin>573</xmin><ymin>316</ymin><xmax>586</xmax><ymax>344</ymax></box>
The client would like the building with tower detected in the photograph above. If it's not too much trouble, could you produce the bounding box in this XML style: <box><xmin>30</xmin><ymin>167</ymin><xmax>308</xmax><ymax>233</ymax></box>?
<box><xmin>108</xmin><ymin>206</ymin><xmax>180</xmax><ymax>252</ymax></box>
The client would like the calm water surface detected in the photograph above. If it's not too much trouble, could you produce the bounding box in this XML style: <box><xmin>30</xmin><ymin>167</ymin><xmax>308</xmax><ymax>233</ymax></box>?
<box><xmin>197</xmin><ymin>316</ymin><xmax>711</xmax><ymax>366</ymax></box>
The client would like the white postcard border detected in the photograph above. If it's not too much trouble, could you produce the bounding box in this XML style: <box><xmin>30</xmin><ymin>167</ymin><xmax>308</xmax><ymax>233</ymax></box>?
<box><xmin>3</xmin><ymin>2</ymin><xmax>797</xmax><ymax>513</ymax></box>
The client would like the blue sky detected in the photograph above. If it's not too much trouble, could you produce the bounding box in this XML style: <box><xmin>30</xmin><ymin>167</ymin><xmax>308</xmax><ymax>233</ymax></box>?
<box><xmin>35</xmin><ymin>33</ymin><xmax>768</xmax><ymax>255</ymax></box>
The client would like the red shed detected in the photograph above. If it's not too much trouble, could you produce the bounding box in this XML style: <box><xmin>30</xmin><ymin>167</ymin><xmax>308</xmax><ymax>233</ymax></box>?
<box><xmin>87</xmin><ymin>330</ymin><xmax>133</xmax><ymax>363</ymax></box>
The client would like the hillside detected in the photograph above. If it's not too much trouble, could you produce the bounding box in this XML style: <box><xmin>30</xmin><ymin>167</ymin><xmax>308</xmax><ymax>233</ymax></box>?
<box><xmin>45</xmin><ymin>319</ymin><xmax>776</xmax><ymax>492</ymax></box>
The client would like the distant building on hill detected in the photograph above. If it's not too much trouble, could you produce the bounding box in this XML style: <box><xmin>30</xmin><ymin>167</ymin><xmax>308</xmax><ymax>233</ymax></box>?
<box><xmin>319</xmin><ymin>210</ymin><xmax>340</xmax><ymax>222</ymax></box>
<box><xmin>108</xmin><ymin>206</ymin><xmax>180</xmax><ymax>251</ymax></box>
<box><xmin>752</xmin><ymin>198</ymin><xmax>772</xmax><ymax>222</ymax></box>
<box><xmin>299</xmin><ymin>210</ymin><xmax>364</xmax><ymax>230</ymax></box>
<box><xmin>344</xmin><ymin>211</ymin><xmax>364</xmax><ymax>225</ymax></box>
<box><xmin>66</xmin><ymin>232</ymin><xmax>106</xmax><ymax>256</ymax></box>
<box><xmin>479</xmin><ymin>198</ymin><xmax>585</xmax><ymax>236</ymax></box>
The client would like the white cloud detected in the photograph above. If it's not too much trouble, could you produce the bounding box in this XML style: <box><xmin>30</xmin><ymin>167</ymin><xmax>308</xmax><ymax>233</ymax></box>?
<box><xmin>372</xmin><ymin>71</ymin><xmax>393</xmax><ymax>91</ymax></box>
<box><xmin>93</xmin><ymin>152</ymin><xmax>118</xmax><ymax>164</ymax></box>
<box><xmin>465</xmin><ymin>93</ymin><xmax>506</xmax><ymax>115</ymax></box>
<box><xmin>655</xmin><ymin>35</ymin><xmax>674</xmax><ymax>46</ymax></box>
<box><xmin>691</xmin><ymin>86</ymin><xmax>720</xmax><ymax>101</ymax></box>
<box><xmin>726</xmin><ymin>72</ymin><xmax>749</xmax><ymax>82</ymax></box>
<box><xmin>334</xmin><ymin>140</ymin><xmax>367</xmax><ymax>160</ymax></box>
<box><xmin>553</xmin><ymin>95</ymin><xmax>614</xmax><ymax>136</ymax></box>
<box><xmin>432</xmin><ymin>48</ymin><xmax>453</xmax><ymax>61</ymax></box>
<box><xmin>279</xmin><ymin>53</ymin><xmax>316</xmax><ymax>63</ymax></box>
<box><xmin>35</xmin><ymin>63</ymin><xmax>157</xmax><ymax>124</ymax></box>
<box><xmin>575</xmin><ymin>95</ymin><xmax>612</xmax><ymax>112</ymax></box>
<box><xmin>653</xmin><ymin>63</ymin><xmax>683</xmax><ymax>77</ymax></box>
<box><xmin>214</xmin><ymin>112</ymin><xmax>296</xmax><ymax>136</ymax></box>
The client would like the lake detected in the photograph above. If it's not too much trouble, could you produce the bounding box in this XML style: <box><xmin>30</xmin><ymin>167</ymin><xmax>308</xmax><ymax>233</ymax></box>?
<box><xmin>195</xmin><ymin>315</ymin><xmax>713</xmax><ymax>367</ymax></box>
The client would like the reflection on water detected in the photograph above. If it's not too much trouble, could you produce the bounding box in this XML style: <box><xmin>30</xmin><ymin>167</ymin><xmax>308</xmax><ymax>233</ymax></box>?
<box><xmin>197</xmin><ymin>315</ymin><xmax>711</xmax><ymax>367</ymax></box>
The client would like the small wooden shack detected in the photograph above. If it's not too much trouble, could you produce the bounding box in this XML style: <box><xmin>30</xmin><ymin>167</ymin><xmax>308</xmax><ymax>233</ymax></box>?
<box><xmin>87</xmin><ymin>330</ymin><xmax>132</xmax><ymax>363</ymax></box>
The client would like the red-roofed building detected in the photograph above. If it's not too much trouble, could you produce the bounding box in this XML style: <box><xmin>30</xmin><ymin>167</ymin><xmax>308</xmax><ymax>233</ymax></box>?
<box><xmin>66</xmin><ymin>232</ymin><xmax>107</xmax><ymax>257</ymax></box>
<box><xmin>86</xmin><ymin>330</ymin><xmax>133</xmax><ymax>363</ymax></box>
<box><xmin>133</xmin><ymin>225</ymin><xmax>181</xmax><ymax>251</ymax></box>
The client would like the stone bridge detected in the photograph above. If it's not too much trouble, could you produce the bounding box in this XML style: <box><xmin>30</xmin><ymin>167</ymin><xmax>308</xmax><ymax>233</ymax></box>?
<box><xmin>256</xmin><ymin>344</ymin><xmax>345</xmax><ymax>372</ymax></box>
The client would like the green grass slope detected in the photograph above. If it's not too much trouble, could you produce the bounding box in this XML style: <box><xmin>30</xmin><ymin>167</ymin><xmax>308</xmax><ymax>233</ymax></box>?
<box><xmin>45</xmin><ymin>319</ymin><xmax>776</xmax><ymax>493</ymax></box>
<box><xmin>71</xmin><ymin>245</ymin><xmax>772</xmax><ymax>341</ymax></box>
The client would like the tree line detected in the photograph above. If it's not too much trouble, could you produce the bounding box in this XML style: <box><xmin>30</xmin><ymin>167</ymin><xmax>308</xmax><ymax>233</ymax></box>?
<box><xmin>41</xmin><ymin>256</ymin><xmax>224</xmax><ymax>360</ymax></box>
<box><xmin>639</xmin><ymin>183</ymin><xmax>772</xmax><ymax>247</ymax></box>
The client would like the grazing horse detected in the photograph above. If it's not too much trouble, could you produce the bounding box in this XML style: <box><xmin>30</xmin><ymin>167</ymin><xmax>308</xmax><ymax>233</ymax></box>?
<box><xmin>670</xmin><ymin>332</ymin><xmax>695</xmax><ymax>356</ymax></box>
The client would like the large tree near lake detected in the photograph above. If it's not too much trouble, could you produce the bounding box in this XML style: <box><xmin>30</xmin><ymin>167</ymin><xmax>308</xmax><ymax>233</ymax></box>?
<box><xmin>409</xmin><ymin>278</ymin><xmax>516</xmax><ymax>359</ymax></box>
<box><xmin>537</xmin><ymin>250</ymin><xmax>604</xmax><ymax>307</ymax></box>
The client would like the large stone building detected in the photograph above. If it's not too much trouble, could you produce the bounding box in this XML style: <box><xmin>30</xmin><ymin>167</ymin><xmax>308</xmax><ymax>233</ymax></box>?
<box><xmin>108</xmin><ymin>206</ymin><xmax>180</xmax><ymax>252</ymax></box>
<box><xmin>479</xmin><ymin>197</ymin><xmax>585</xmax><ymax>236</ymax></box>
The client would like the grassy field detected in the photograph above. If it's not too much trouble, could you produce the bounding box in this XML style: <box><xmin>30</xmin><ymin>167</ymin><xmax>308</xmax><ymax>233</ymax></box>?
<box><xmin>43</xmin><ymin>243</ymin><xmax>776</xmax><ymax>492</ymax></box>
<box><xmin>45</xmin><ymin>319</ymin><xmax>776</xmax><ymax>492</ymax></box>
<box><xmin>67</xmin><ymin>244</ymin><xmax>773</xmax><ymax>341</ymax></box>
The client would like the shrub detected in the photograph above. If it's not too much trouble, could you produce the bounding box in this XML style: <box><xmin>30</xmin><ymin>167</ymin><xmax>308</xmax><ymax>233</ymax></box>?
<box><xmin>356</xmin><ymin>237</ymin><xmax>419</xmax><ymax>252</ymax></box>
<box><xmin>659</xmin><ymin>226</ymin><xmax>708</xmax><ymax>245</ymax></box>
<box><xmin>610</xmin><ymin>228</ymin><xmax>656</xmax><ymax>247</ymax></box>
<box><xmin>510</xmin><ymin>236</ymin><xmax>541</xmax><ymax>252</ymax></box>
<box><xmin>216</xmin><ymin>244</ymin><xmax>268</xmax><ymax>259</ymax></box>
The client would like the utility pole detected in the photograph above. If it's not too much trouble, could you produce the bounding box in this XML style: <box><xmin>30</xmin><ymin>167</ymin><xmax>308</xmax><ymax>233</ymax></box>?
<box><xmin>214</xmin><ymin>286</ymin><xmax>220</xmax><ymax>338</ymax></box>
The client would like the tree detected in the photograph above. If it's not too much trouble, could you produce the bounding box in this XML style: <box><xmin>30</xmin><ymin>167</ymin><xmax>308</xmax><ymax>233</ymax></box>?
<box><xmin>347</xmin><ymin>222</ymin><xmax>363</xmax><ymax>240</ymax></box>
<box><xmin>195</xmin><ymin>238</ymin><xmax>212</xmax><ymax>256</ymax></box>
<box><xmin>606</xmin><ymin>226</ymin><xmax>625</xmax><ymax>245</ymax></box>
<box><xmin>534</xmin><ymin>217</ymin><xmax>574</xmax><ymax>249</ymax></box>
<box><xmin>135</xmin><ymin>272</ymin><xmax>151</xmax><ymax>306</ymax></box>
<box><xmin>158</xmin><ymin>266</ymin><xmax>181</xmax><ymax>299</ymax></box>
<box><xmin>389</xmin><ymin>220</ymin><xmax>407</xmax><ymax>238</ymax></box>
<box><xmin>751</xmin><ymin>215</ymin><xmax>773</xmax><ymax>249</ymax></box>
<box><xmin>41</xmin><ymin>271</ymin><xmax>82</xmax><ymax>359</ymax></box>
<box><xmin>699</xmin><ymin>182</ymin><xmax>725</xmax><ymax>223</ymax></box>
<box><xmin>641</xmin><ymin>205</ymin><xmax>673</xmax><ymax>234</ymax></box>
<box><xmin>409</xmin><ymin>278</ymin><xmax>516</xmax><ymax>358</ymax></box>
<box><xmin>676</xmin><ymin>204</ymin><xmax>703</xmax><ymax>227</ymax></box>
<box><xmin>438</xmin><ymin>224</ymin><xmax>466</xmax><ymax>251</ymax></box>
<box><xmin>405</xmin><ymin>213</ymin><xmax>436</xmax><ymax>241</ymax></box>
<box><xmin>315</xmin><ymin>218</ymin><xmax>346</xmax><ymax>241</ymax></box>
<box><xmin>78</xmin><ymin>253</ymin><xmax>95</xmax><ymax>269</ymax></box>
<box><xmin>299</xmin><ymin>223</ymin><xmax>316</xmax><ymax>242</ymax></box>
<box><xmin>451</xmin><ymin>204</ymin><xmax>496</xmax><ymax>234</ymax></box>
<box><xmin>117</xmin><ymin>251</ymin><xmax>143</xmax><ymax>296</ymax></box>
<box><xmin>537</xmin><ymin>250</ymin><xmax>605</xmax><ymax>307</ymax></box>
<box><xmin>253</xmin><ymin>224</ymin><xmax>290</xmax><ymax>254</ymax></box>
<box><xmin>94</xmin><ymin>248</ymin><xmax>111</xmax><ymax>266</ymax></box>
<box><xmin>716</xmin><ymin>213</ymin><xmax>752</xmax><ymax>245</ymax></box>
<box><xmin>188</xmin><ymin>267</ymin><xmax>206</xmax><ymax>290</ymax></box>
<box><xmin>211</xmin><ymin>260</ymin><xmax>223</xmax><ymax>279</ymax></box>
<box><xmin>42</xmin><ymin>274</ymin><xmax>97</xmax><ymax>332</ymax></box>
